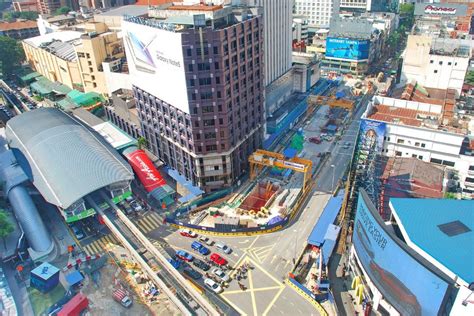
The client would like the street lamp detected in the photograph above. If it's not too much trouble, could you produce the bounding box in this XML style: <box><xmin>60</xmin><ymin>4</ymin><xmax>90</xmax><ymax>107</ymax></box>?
<box><xmin>331</xmin><ymin>164</ymin><xmax>335</xmax><ymax>191</ymax></box>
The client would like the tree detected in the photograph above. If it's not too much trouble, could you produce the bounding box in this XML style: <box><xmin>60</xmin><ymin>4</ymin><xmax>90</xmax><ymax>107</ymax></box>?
<box><xmin>465</xmin><ymin>71</ymin><xmax>474</xmax><ymax>85</ymax></box>
<box><xmin>2</xmin><ymin>11</ymin><xmax>38</xmax><ymax>21</ymax></box>
<box><xmin>55</xmin><ymin>6</ymin><xmax>71</xmax><ymax>15</ymax></box>
<box><xmin>0</xmin><ymin>210</ymin><xmax>14</xmax><ymax>250</ymax></box>
<box><xmin>137</xmin><ymin>136</ymin><xmax>147</xmax><ymax>150</ymax></box>
<box><xmin>399</xmin><ymin>3</ymin><xmax>415</xmax><ymax>30</ymax></box>
<box><xmin>19</xmin><ymin>11</ymin><xmax>39</xmax><ymax>20</ymax></box>
<box><xmin>0</xmin><ymin>36</ymin><xmax>25</xmax><ymax>77</ymax></box>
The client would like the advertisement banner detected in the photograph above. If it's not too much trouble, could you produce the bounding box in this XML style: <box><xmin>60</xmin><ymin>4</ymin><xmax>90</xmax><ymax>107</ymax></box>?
<box><xmin>325</xmin><ymin>37</ymin><xmax>370</xmax><ymax>61</ymax></box>
<box><xmin>353</xmin><ymin>191</ymin><xmax>452</xmax><ymax>316</ymax></box>
<box><xmin>125</xmin><ymin>149</ymin><xmax>166</xmax><ymax>192</ymax></box>
<box><xmin>122</xmin><ymin>21</ymin><xmax>189</xmax><ymax>113</ymax></box>
<box><xmin>356</xmin><ymin>119</ymin><xmax>386</xmax><ymax>167</ymax></box>
<box><xmin>414</xmin><ymin>3</ymin><xmax>468</xmax><ymax>17</ymax></box>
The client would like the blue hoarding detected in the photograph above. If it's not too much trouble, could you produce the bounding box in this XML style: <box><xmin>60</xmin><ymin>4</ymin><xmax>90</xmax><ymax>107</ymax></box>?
<box><xmin>326</xmin><ymin>37</ymin><xmax>370</xmax><ymax>60</ymax></box>
<box><xmin>353</xmin><ymin>191</ymin><xmax>452</xmax><ymax>316</ymax></box>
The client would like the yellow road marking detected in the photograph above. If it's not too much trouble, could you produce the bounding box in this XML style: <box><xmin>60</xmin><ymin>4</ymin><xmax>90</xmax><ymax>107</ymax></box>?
<box><xmin>247</xmin><ymin>258</ymin><xmax>259</xmax><ymax>316</ymax></box>
<box><xmin>219</xmin><ymin>293</ymin><xmax>248</xmax><ymax>316</ymax></box>
<box><xmin>221</xmin><ymin>286</ymin><xmax>282</xmax><ymax>295</ymax></box>
<box><xmin>262</xmin><ymin>286</ymin><xmax>285</xmax><ymax>316</ymax></box>
<box><xmin>246</xmin><ymin>257</ymin><xmax>284</xmax><ymax>287</ymax></box>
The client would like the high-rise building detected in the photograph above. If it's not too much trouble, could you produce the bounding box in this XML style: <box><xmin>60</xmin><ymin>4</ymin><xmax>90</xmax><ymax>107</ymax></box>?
<box><xmin>340</xmin><ymin>0</ymin><xmax>396</xmax><ymax>12</ymax></box>
<box><xmin>122</xmin><ymin>4</ymin><xmax>265</xmax><ymax>192</ymax></box>
<box><xmin>294</xmin><ymin>0</ymin><xmax>337</xmax><ymax>28</ymax></box>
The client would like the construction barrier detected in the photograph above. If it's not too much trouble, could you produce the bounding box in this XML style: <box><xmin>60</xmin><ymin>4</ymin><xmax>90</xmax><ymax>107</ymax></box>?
<box><xmin>285</xmin><ymin>277</ymin><xmax>329</xmax><ymax>316</ymax></box>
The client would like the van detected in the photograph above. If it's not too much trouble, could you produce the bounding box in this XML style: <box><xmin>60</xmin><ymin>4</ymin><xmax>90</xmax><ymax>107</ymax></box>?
<box><xmin>215</xmin><ymin>242</ymin><xmax>232</xmax><ymax>254</ymax></box>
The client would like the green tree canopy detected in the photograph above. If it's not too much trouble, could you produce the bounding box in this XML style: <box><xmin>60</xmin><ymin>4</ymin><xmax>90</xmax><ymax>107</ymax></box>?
<box><xmin>0</xmin><ymin>210</ymin><xmax>14</xmax><ymax>249</ymax></box>
<box><xmin>0</xmin><ymin>36</ymin><xmax>25</xmax><ymax>77</ymax></box>
<box><xmin>137</xmin><ymin>136</ymin><xmax>147</xmax><ymax>150</ymax></box>
<box><xmin>55</xmin><ymin>6</ymin><xmax>71</xmax><ymax>15</ymax></box>
<box><xmin>465</xmin><ymin>71</ymin><xmax>474</xmax><ymax>86</ymax></box>
<box><xmin>2</xmin><ymin>10</ymin><xmax>38</xmax><ymax>21</ymax></box>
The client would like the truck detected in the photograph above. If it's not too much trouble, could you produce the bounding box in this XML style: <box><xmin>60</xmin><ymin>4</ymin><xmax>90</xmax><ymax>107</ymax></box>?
<box><xmin>57</xmin><ymin>293</ymin><xmax>89</xmax><ymax>316</ymax></box>
<box><xmin>113</xmin><ymin>288</ymin><xmax>133</xmax><ymax>308</ymax></box>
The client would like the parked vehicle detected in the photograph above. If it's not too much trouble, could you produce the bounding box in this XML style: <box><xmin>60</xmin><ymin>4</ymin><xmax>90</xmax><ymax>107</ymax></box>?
<box><xmin>215</xmin><ymin>242</ymin><xmax>232</xmax><ymax>254</ymax></box>
<box><xmin>180</xmin><ymin>229</ymin><xmax>197</xmax><ymax>238</ymax></box>
<box><xmin>57</xmin><ymin>293</ymin><xmax>89</xmax><ymax>316</ymax></box>
<box><xmin>204</xmin><ymin>278</ymin><xmax>223</xmax><ymax>294</ymax></box>
<box><xmin>210</xmin><ymin>253</ymin><xmax>227</xmax><ymax>266</ymax></box>
<box><xmin>113</xmin><ymin>288</ymin><xmax>133</xmax><ymax>308</ymax></box>
<box><xmin>192</xmin><ymin>258</ymin><xmax>210</xmax><ymax>271</ymax></box>
<box><xmin>176</xmin><ymin>250</ymin><xmax>194</xmax><ymax>262</ymax></box>
<box><xmin>199</xmin><ymin>236</ymin><xmax>213</xmax><ymax>246</ymax></box>
<box><xmin>168</xmin><ymin>258</ymin><xmax>181</xmax><ymax>269</ymax></box>
<box><xmin>212</xmin><ymin>268</ymin><xmax>230</xmax><ymax>282</ymax></box>
<box><xmin>70</xmin><ymin>225</ymin><xmax>85</xmax><ymax>240</ymax></box>
<box><xmin>309</xmin><ymin>136</ymin><xmax>321</xmax><ymax>144</ymax></box>
<box><xmin>191</xmin><ymin>241</ymin><xmax>210</xmax><ymax>255</ymax></box>
<box><xmin>183</xmin><ymin>267</ymin><xmax>202</xmax><ymax>280</ymax></box>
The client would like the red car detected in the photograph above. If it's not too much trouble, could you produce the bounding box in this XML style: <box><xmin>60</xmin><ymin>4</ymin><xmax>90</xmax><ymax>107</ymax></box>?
<box><xmin>210</xmin><ymin>253</ymin><xmax>227</xmax><ymax>266</ymax></box>
<box><xmin>179</xmin><ymin>229</ymin><xmax>197</xmax><ymax>238</ymax></box>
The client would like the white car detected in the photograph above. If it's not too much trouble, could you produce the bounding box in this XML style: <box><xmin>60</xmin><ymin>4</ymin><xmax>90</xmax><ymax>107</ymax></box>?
<box><xmin>215</xmin><ymin>241</ymin><xmax>232</xmax><ymax>254</ymax></box>
<box><xmin>204</xmin><ymin>278</ymin><xmax>223</xmax><ymax>294</ymax></box>
<box><xmin>212</xmin><ymin>268</ymin><xmax>230</xmax><ymax>282</ymax></box>
<box><xmin>199</xmin><ymin>236</ymin><xmax>214</xmax><ymax>246</ymax></box>
<box><xmin>180</xmin><ymin>229</ymin><xmax>198</xmax><ymax>238</ymax></box>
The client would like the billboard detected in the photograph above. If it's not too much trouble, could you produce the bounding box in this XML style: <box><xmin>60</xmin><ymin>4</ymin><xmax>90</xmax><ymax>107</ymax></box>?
<box><xmin>325</xmin><ymin>37</ymin><xmax>370</xmax><ymax>61</ymax></box>
<box><xmin>122</xmin><ymin>21</ymin><xmax>189</xmax><ymax>113</ymax></box>
<box><xmin>353</xmin><ymin>191</ymin><xmax>453</xmax><ymax>316</ymax></box>
<box><xmin>355</xmin><ymin>119</ymin><xmax>386</xmax><ymax>168</ymax></box>
<box><xmin>414</xmin><ymin>3</ymin><xmax>468</xmax><ymax>17</ymax></box>
<box><xmin>125</xmin><ymin>149</ymin><xmax>166</xmax><ymax>192</ymax></box>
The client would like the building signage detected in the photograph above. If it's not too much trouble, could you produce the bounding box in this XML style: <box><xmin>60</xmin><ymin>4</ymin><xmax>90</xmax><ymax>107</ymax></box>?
<box><xmin>125</xmin><ymin>149</ymin><xmax>166</xmax><ymax>192</ymax></box>
<box><xmin>325</xmin><ymin>37</ymin><xmax>370</xmax><ymax>61</ymax></box>
<box><xmin>283</xmin><ymin>161</ymin><xmax>305</xmax><ymax>171</ymax></box>
<box><xmin>415</xmin><ymin>3</ymin><xmax>467</xmax><ymax>17</ymax></box>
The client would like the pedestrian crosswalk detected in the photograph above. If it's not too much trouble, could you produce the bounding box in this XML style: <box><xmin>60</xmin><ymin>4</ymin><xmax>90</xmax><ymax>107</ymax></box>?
<box><xmin>82</xmin><ymin>234</ymin><xmax>118</xmax><ymax>256</ymax></box>
<box><xmin>135</xmin><ymin>212</ymin><xmax>163</xmax><ymax>233</ymax></box>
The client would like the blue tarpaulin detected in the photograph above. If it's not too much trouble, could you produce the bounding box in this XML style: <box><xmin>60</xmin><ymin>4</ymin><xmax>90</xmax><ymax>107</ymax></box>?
<box><xmin>267</xmin><ymin>216</ymin><xmax>283</xmax><ymax>225</ymax></box>
<box><xmin>335</xmin><ymin>91</ymin><xmax>346</xmax><ymax>99</ymax></box>
<box><xmin>321</xmin><ymin>224</ymin><xmax>341</xmax><ymax>265</ymax></box>
<box><xmin>307</xmin><ymin>191</ymin><xmax>344</xmax><ymax>247</ymax></box>
<box><xmin>65</xmin><ymin>271</ymin><xmax>84</xmax><ymax>286</ymax></box>
<box><xmin>283</xmin><ymin>148</ymin><xmax>298</xmax><ymax>159</ymax></box>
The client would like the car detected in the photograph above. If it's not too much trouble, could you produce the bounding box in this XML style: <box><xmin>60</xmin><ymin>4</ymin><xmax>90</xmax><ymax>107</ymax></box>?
<box><xmin>212</xmin><ymin>268</ymin><xmax>230</xmax><ymax>282</ymax></box>
<box><xmin>204</xmin><ymin>278</ymin><xmax>223</xmax><ymax>294</ymax></box>
<box><xmin>210</xmin><ymin>253</ymin><xmax>227</xmax><ymax>266</ymax></box>
<box><xmin>130</xmin><ymin>201</ymin><xmax>143</xmax><ymax>212</ymax></box>
<box><xmin>176</xmin><ymin>250</ymin><xmax>194</xmax><ymax>262</ymax></box>
<box><xmin>192</xmin><ymin>258</ymin><xmax>210</xmax><ymax>271</ymax></box>
<box><xmin>191</xmin><ymin>241</ymin><xmax>210</xmax><ymax>255</ymax></box>
<box><xmin>215</xmin><ymin>242</ymin><xmax>232</xmax><ymax>254</ymax></box>
<box><xmin>70</xmin><ymin>225</ymin><xmax>85</xmax><ymax>240</ymax></box>
<box><xmin>180</xmin><ymin>229</ymin><xmax>197</xmax><ymax>238</ymax></box>
<box><xmin>183</xmin><ymin>267</ymin><xmax>202</xmax><ymax>280</ymax></box>
<box><xmin>199</xmin><ymin>236</ymin><xmax>214</xmax><ymax>246</ymax></box>
<box><xmin>168</xmin><ymin>258</ymin><xmax>182</xmax><ymax>269</ymax></box>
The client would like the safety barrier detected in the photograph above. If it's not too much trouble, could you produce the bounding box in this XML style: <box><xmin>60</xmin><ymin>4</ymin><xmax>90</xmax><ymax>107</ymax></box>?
<box><xmin>285</xmin><ymin>277</ymin><xmax>329</xmax><ymax>316</ymax></box>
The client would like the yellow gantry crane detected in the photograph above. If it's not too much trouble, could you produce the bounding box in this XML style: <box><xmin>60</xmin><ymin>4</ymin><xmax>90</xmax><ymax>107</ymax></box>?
<box><xmin>249</xmin><ymin>149</ymin><xmax>313</xmax><ymax>193</ymax></box>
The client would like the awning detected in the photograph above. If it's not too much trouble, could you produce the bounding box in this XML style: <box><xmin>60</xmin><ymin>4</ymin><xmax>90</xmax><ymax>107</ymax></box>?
<box><xmin>307</xmin><ymin>191</ymin><xmax>344</xmax><ymax>247</ymax></box>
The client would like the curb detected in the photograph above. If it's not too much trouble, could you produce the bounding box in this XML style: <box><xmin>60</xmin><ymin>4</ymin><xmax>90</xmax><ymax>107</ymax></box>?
<box><xmin>285</xmin><ymin>278</ymin><xmax>328</xmax><ymax>316</ymax></box>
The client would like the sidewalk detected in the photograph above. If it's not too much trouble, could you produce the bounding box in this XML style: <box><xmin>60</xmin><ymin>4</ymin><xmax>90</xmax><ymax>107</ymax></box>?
<box><xmin>328</xmin><ymin>252</ymin><xmax>364</xmax><ymax>316</ymax></box>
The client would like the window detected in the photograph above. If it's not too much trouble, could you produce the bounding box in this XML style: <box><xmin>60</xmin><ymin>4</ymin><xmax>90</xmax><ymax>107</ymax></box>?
<box><xmin>430</xmin><ymin>60</ymin><xmax>434</xmax><ymax>64</ymax></box>
<box><xmin>469</xmin><ymin>165</ymin><xmax>474</xmax><ymax>171</ymax></box>
<box><xmin>189</xmin><ymin>79</ymin><xmax>195</xmax><ymax>87</ymax></box>
<box><xmin>202</xmin><ymin>106</ymin><xmax>214</xmax><ymax>113</ymax></box>
<box><xmin>421</xmin><ymin>143</ymin><xmax>426</xmax><ymax>148</ymax></box>
<box><xmin>200</xmin><ymin>92</ymin><xmax>213</xmax><ymax>100</ymax></box>
<box><xmin>434</xmin><ymin>70</ymin><xmax>438</xmax><ymax>74</ymax></box>
<box><xmin>198</xmin><ymin>63</ymin><xmax>211</xmax><ymax>71</ymax></box>
<box><xmin>204</xmin><ymin>132</ymin><xmax>216</xmax><ymax>139</ymax></box>
<box><xmin>430</xmin><ymin>158</ymin><xmax>442</xmax><ymax>165</ymax></box>
<box><xmin>215</xmin><ymin>76</ymin><xmax>220</xmax><ymax>84</ymax></box>
<box><xmin>439</xmin><ymin>61</ymin><xmax>443</xmax><ymax>65</ymax></box>
<box><xmin>415</xmin><ymin>142</ymin><xmax>420</xmax><ymax>146</ymax></box>
<box><xmin>188</xmin><ymin>64</ymin><xmax>193</xmax><ymax>71</ymax></box>
<box><xmin>397</xmin><ymin>139</ymin><xmax>405</xmax><ymax>144</ymax></box>
<box><xmin>203</xmin><ymin>119</ymin><xmax>215</xmax><ymax>127</ymax></box>
<box><xmin>418</xmin><ymin>155</ymin><xmax>423</xmax><ymax>160</ymax></box>
<box><xmin>186</xmin><ymin>48</ymin><xmax>192</xmax><ymax>56</ymax></box>
<box><xmin>448</xmin><ymin>62</ymin><xmax>452</xmax><ymax>66</ymax></box>
<box><xmin>219</xmin><ymin>118</ymin><xmax>224</xmax><ymax>125</ymax></box>
<box><xmin>395</xmin><ymin>151</ymin><xmax>402</xmax><ymax>157</ymax></box>
<box><xmin>412</xmin><ymin>154</ymin><xmax>417</xmax><ymax>158</ymax></box>
<box><xmin>215</xmin><ymin>62</ymin><xmax>220</xmax><ymax>70</ymax></box>
<box><xmin>199</xmin><ymin>78</ymin><xmax>212</xmax><ymax>86</ymax></box>
<box><xmin>217</xmin><ymin>91</ymin><xmax>222</xmax><ymax>98</ymax></box>
<box><xmin>442</xmin><ymin>160</ymin><xmax>455</xmax><ymax>167</ymax></box>
<box><xmin>206</xmin><ymin>145</ymin><xmax>217</xmax><ymax>152</ymax></box>
<box><xmin>214</xmin><ymin>166</ymin><xmax>219</xmax><ymax>170</ymax></box>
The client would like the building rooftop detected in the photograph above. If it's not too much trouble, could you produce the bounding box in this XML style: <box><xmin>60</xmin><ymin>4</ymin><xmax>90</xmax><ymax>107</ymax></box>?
<box><xmin>5</xmin><ymin>108</ymin><xmax>134</xmax><ymax>209</ymax></box>
<box><xmin>390</xmin><ymin>198</ymin><xmax>474</xmax><ymax>285</ymax></box>
<box><xmin>329</xmin><ymin>16</ymin><xmax>381</xmax><ymax>40</ymax></box>
<box><xmin>24</xmin><ymin>31</ymin><xmax>82</xmax><ymax>61</ymax></box>
<box><xmin>97</xmin><ymin>5</ymin><xmax>149</xmax><ymax>17</ymax></box>
<box><xmin>0</xmin><ymin>20</ymin><xmax>38</xmax><ymax>31</ymax></box>
<box><xmin>366</xmin><ymin>96</ymin><xmax>468</xmax><ymax>135</ymax></box>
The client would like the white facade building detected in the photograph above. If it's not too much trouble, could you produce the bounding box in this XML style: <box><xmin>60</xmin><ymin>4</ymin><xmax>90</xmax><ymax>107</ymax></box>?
<box><xmin>364</xmin><ymin>95</ymin><xmax>474</xmax><ymax>197</ymax></box>
<box><xmin>401</xmin><ymin>35</ymin><xmax>470</xmax><ymax>97</ymax></box>
<box><xmin>294</xmin><ymin>0</ymin><xmax>337</xmax><ymax>28</ymax></box>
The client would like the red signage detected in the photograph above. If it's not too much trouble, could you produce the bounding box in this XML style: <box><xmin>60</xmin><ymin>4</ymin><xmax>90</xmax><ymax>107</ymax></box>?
<box><xmin>125</xmin><ymin>149</ymin><xmax>166</xmax><ymax>192</ymax></box>
<box><xmin>424</xmin><ymin>5</ymin><xmax>456</xmax><ymax>15</ymax></box>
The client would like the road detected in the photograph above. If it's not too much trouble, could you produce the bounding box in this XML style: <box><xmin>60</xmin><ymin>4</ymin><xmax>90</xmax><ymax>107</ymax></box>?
<box><xmin>73</xmin><ymin>87</ymin><xmax>371</xmax><ymax>315</ymax></box>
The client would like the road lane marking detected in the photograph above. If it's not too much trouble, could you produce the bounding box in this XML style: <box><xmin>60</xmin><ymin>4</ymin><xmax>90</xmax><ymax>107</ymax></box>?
<box><xmin>221</xmin><ymin>286</ymin><xmax>282</xmax><ymax>295</ymax></box>
<box><xmin>247</xmin><ymin>260</ymin><xmax>258</xmax><ymax>316</ymax></box>
<box><xmin>238</xmin><ymin>239</ymin><xmax>250</xmax><ymax>244</ymax></box>
<box><xmin>219</xmin><ymin>293</ymin><xmax>248</xmax><ymax>316</ymax></box>
<box><xmin>262</xmin><ymin>286</ymin><xmax>285</xmax><ymax>316</ymax></box>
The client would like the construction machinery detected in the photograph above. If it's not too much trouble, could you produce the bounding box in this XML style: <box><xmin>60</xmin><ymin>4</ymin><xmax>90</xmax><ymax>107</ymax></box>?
<box><xmin>249</xmin><ymin>149</ymin><xmax>313</xmax><ymax>193</ymax></box>
<box><xmin>307</xmin><ymin>95</ymin><xmax>355</xmax><ymax>111</ymax></box>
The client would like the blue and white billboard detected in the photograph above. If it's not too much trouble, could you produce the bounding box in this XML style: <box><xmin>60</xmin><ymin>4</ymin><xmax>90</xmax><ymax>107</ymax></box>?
<box><xmin>326</xmin><ymin>37</ymin><xmax>370</xmax><ymax>61</ymax></box>
<box><xmin>353</xmin><ymin>191</ymin><xmax>453</xmax><ymax>316</ymax></box>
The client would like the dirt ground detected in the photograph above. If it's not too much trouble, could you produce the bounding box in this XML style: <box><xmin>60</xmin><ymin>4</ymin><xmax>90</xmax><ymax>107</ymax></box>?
<box><xmin>81</xmin><ymin>245</ymin><xmax>180</xmax><ymax>316</ymax></box>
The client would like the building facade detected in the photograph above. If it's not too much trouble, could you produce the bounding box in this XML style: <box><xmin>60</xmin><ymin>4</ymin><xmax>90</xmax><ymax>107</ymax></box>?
<box><xmin>0</xmin><ymin>21</ymin><xmax>39</xmax><ymax>40</ymax></box>
<box><xmin>364</xmin><ymin>95</ymin><xmax>474</xmax><ymax>198</ymax></box>
<box><xmin>123</xmin><ymin>7</ymin><xmax>265</xmax><ymax>192</ymax></box>
<box><xmin>294</xmin><ymin>0</ymin><xmax>337</xmax><ymax>28</ymax></box>
<box><xmin>22</xmin><ymin>22</ymin><xmax>123</xmax><ymax>94</ymax></box>
<box><xmin>13</xmin><ymin>1</ymin><xmax>38</xmax><ymax>12</ymax></box>
<box><xmin>401</xmin><ymin>35</ymin><xmax>470</xmax><ymax>97</ymax></box>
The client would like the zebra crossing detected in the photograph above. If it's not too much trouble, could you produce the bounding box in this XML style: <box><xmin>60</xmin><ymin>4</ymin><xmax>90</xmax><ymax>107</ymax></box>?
<box><xmin>82</xmin><ymin>234</ymin><xmax>118</xmax><ymax>256</ymax></box>
<box><xmin>135</xmin><ymin>212</ymin><xmax>163</xmax><ymax>233</ymax></box>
